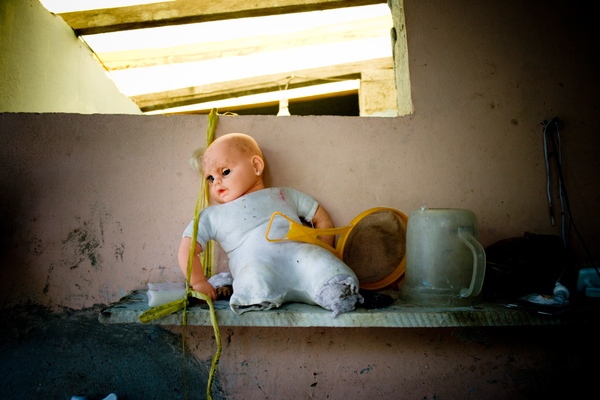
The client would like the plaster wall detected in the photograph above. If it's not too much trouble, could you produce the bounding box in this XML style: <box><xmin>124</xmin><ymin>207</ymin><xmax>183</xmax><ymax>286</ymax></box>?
<box><xmin>0</xmin><ymin>0</ymin><xmax>141</xmax><ymax>114</ymax></box>
<box><xmin>1</xmin><ymin>0</ymin><xmax>599</xmax><ymax>398</ymax></box>
<box><xmin>2</xmin><ymin>108</ymin><xmax>597</xmax><ymax>308</ymax></box>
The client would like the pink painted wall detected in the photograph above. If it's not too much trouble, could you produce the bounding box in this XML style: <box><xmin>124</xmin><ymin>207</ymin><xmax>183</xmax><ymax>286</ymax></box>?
<box><xmin>1</xmin><ymin>0</ymin><xmax>598</xmax><ymax>398</ymax></box>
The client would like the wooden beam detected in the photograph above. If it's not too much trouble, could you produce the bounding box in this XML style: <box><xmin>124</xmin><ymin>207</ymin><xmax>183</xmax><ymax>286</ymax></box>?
<box><xmin>99</xmin><ymin>16</ymin><xmax>392</xmax><ymax>70</ymax></box>
<box><xmin>59</xmin><ymin>0</ymin><xmax>387</xmax><ymax>35</ymax></box>
<box><xmin>138</xmin><ymin>74</ymin><xmax>360</xmax><ymax>112</ymax></box>
<box><xmin>134</xmin><ymin>57</ymin><xmax>393</xmax><ymax>112</ymax></box>
<box><xmin>161</xmin><ymin>80</ymin><xmax>360</xmax><ymax>115</ymax></box>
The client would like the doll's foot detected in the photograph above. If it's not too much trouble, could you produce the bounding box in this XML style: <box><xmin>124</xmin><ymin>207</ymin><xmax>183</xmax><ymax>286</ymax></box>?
<box><xmin>316</xmin><ymin>275</ymin><xmax>362</xmax><ymax>317</ymax></box>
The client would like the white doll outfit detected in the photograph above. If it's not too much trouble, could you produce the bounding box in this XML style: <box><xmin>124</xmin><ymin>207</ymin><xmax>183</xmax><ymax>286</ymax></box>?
<box><xmin>183</xmin><ymin>187</ymin><xmax>362</xmax><ymax>316</ymax></box>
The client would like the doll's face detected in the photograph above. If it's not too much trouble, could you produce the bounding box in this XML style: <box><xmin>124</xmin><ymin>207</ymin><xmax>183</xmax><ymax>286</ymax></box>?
<box><xmin>202</xmin><ymin>136</ymin><xmax>264</xmax><ymax>204</ymax></box>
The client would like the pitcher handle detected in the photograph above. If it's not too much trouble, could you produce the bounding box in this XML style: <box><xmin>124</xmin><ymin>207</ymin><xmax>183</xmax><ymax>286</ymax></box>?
<box><xmin>457</xmin><ymin>227</ymin><xmax>487</xmax><ymax>297</ymax></box>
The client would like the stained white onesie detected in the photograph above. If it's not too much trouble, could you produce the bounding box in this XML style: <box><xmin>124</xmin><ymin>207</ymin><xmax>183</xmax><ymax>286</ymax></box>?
<box><xmin>183</xmin><ymin>187</ymin><xmax>361</xmax><ymax>316</ymax></box>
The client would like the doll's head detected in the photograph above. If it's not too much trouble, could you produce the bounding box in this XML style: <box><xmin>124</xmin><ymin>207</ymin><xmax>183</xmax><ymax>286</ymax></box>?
<box><xmin>196</xmin><ymin>133</ymin><xmax>265</xmax><ymax>204</ymax></box>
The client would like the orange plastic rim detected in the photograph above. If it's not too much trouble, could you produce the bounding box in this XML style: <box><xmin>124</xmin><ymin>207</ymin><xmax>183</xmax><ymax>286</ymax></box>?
<box><xmin>336</xmin><ymin>207</ymin><xmax>408</xmax><ymax>290</ymax></box>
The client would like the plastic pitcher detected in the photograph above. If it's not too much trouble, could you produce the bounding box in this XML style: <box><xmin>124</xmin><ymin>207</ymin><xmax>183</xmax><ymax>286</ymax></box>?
<box><xmin>400</xmin><ymin>207</ymin><xmax>486</xmax><ymax>306</ymax></box>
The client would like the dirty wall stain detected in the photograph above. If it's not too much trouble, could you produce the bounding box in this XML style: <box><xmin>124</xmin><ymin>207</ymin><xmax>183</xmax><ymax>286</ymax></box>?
<box><xmin>42</xmin><ymin>264</ymin><xmax>54</xmax><ymax>294</ymax></box>
<box><xmin>59</xmin><ymin>204</ymin><xmax>125</xmax><ymax>271</ymax></box>
<box><xmin>62</xmin><ymin>224</ymin><xmax>102</xmax><ymax>269</ymax></box>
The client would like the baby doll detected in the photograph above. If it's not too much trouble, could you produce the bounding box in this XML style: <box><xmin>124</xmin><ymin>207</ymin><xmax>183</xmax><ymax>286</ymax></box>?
<box><xmin>178</xmin><ymin>133</ymin><xmax>362</xmax><ymax>317</ymax></box>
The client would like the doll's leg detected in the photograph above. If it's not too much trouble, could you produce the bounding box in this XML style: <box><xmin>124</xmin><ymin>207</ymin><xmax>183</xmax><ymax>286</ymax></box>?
<box><xmin>228</xmin><ymin>261</ymin><xmax>289</xmax><ymax>313</ymax></box>
<box><xmin>291</xmin><ymin>245</ymin><xmax>363</xmax><ymax>316</ymax></box>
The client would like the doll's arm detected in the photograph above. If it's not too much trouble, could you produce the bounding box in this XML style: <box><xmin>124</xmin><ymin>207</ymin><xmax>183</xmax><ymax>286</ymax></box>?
<box><xmin>178</xmin><ymin>236</ymin><xmax>217</xmax><ymax>300</ymax></box>
<box><xmin>312</xmin><ymin>205</ymin><xmax>335</xmax><ymax>247</ymax></box>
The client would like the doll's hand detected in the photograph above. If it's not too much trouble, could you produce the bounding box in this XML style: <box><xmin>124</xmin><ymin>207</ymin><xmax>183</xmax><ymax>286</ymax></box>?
<box><xmin>192</xmin><ymin>281</ymin><xmax>217</xmax><ymax>301</ymax></box>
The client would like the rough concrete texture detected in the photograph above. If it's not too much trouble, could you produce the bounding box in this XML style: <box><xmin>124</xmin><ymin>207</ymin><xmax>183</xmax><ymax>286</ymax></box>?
<box><xmin>0</xmin><ymin>305</ymin><xmax>220</xmax><ymax>400</ymax></box>
<box><xmin>1</xmin><ymin>303</ymin><xmax>598</xmax><ymax>399</ymax></box>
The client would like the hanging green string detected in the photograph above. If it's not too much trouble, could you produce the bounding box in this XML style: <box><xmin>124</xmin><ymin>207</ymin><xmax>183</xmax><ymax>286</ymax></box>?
<box><xmin>138</xmin><ymin>108</ymin><xmax>221</xmax><ymax>400</ymax></box>
<box><xmin>184</xmin><ymin>108</ymin><xmax>221</xmax><ymax>400</ymax></box>
<box><xmin>202</xmin><ymin>108</ymin><xmax>218</xmax><ymax>278</ymax></box>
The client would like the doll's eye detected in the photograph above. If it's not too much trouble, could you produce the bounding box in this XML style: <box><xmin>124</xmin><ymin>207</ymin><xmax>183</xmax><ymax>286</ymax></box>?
<box><xmin>222</xmin><ymin>168</ymin><xmax>231</xmax><ymax>176</ymax></box>
<box><xmin>206</xmin><ymin>175</ymin><xmax>214</xmax><ymax>183</ymax></box>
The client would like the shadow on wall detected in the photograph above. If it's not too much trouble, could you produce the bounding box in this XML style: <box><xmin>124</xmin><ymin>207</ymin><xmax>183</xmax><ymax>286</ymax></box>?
<box><xmin>0</xmin><ymin>165</ymin><xmax>29</xmax><ymax>289</ymax></box>
<box><xmin>0</xmin><ymin>305</ymin><xmax>221</xmax><ymax>400</ymax></box>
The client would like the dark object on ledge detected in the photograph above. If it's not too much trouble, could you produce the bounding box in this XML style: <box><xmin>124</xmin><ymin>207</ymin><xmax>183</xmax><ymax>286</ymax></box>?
<box><xmin>483</xmin><ymin>232</ymin><xmax>567</xmax><ymax>301</ymax></box>
<box><xmin>357</xmin><ymin>289</ymin><xmax>394</xmax><ymax>309</ymax></box>
<box><xmin>216</xmin><ymin>285</ymin><xmax>233</xmax><ymax>300</ymax></box>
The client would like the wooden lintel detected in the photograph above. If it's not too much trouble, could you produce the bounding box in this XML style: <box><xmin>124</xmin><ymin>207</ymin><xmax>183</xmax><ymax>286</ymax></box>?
<box><xmin>59</xmin><ymin>0</ymin><xmax>387</xmax><ymax>35</ymax></box>
<box><xmin>139</xmin><ymin>75</ymin><xmax>360</xmax><ymax>112</ymax></box>
<box><xmin>100</xmin><ymin>16</ymin><xmax>392</xmax><ymax>70</ymax></box>
<box><xmin>133</xmin><ymin>58</ymin><xmax>392</xmax><ymax>111</ymax></box>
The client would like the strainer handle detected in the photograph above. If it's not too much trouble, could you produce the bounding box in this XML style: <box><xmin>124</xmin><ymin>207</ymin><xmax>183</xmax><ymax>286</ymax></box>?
<box><xmin>265</xmin><ymin>212</ymin><xmax>349</xmax><ymax>256</ymax></box>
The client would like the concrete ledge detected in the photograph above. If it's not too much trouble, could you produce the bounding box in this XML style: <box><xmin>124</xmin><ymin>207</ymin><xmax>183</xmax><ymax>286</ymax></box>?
<box><xmin>98</xmin><ymin>290</ymin><xmax>593</xmax><ymax>327</ymax></box>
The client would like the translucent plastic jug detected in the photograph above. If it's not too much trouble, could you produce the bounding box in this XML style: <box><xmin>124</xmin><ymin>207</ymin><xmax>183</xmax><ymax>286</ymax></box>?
<box><xmin>400</xmin><ymin>207</ymin><xmax>486</xmax><ymax>306</ymax></box>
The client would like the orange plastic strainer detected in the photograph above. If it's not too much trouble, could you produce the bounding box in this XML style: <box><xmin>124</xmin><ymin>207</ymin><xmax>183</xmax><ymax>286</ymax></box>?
<box><xmin>266</xmin><ymin>207</ymin><xmax>408</xmax><ymax>290</ymax></box>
